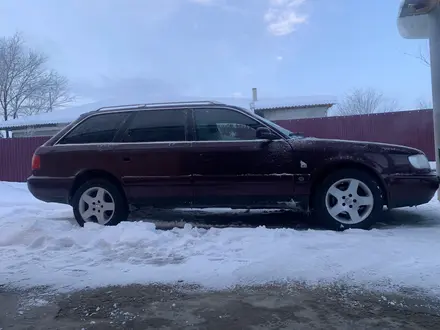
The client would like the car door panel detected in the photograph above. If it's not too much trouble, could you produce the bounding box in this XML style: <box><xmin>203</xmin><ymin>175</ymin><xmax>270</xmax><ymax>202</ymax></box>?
<box><xmin>189</xmin><ymin>108</ymin><xmax>297</xmax><ymax>207</ymax></box>
<box><xmin>117</xmin><ymin>142</ymin><xmax>193</xmax><ymax>205</ymax></box>
<box><xmin>192</xmin><ymin>140</ymin><xmax>295</xmax><ymax>201</ymax></box>
<box><xmin>116</xmin><ymin>109</ymin><xmax>193</xmax><ymax>207</ymax></box>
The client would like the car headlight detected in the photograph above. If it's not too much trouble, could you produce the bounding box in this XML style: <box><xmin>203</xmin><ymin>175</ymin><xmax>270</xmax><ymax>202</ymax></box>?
<box><xmin>408</xmin><ymin>154</ymin><xmax>430</xmax><ymax>169</ymax></box>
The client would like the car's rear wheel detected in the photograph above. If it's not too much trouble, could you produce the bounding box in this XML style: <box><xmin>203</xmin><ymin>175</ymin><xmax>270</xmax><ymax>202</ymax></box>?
<box><xmin>71</xmin><ymin>179</ymin><xmax>128</xmax><ymax>227</ymax></box>
<box><xmin>313</xmin><ymin>169</ymin><xmax>384</xmax><ymax>230</ymax></box>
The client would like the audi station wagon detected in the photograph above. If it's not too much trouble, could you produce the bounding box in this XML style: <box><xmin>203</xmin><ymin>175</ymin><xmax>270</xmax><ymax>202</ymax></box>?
<box><xmin>27</xmin><ymin>101</ymin><xmax>440</xmax><ymax>230</ymax></box>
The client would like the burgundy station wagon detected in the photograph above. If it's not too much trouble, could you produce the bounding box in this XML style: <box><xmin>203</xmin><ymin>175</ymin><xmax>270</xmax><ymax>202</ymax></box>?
<box><xmin>27</xmin><ymin>101</ymin><xmax>439</xmax><ymax>230</ymax></box>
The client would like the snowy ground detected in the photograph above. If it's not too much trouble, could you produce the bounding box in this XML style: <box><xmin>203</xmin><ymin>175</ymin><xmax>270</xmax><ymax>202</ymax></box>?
<box><xmin>0</xmin><ymin>168</ymin><xmax>439</xmax><ymax>296</ymax></box>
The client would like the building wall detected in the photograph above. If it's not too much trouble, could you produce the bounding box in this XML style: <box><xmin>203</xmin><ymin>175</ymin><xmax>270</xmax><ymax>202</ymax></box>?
<box><xmin>261</xmin><ymin>106</ymin><xmax>329</xmax><ymax>121</ymax></box>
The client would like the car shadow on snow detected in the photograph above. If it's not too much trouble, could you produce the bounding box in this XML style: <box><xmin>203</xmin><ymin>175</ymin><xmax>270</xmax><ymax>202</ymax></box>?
<box><xmin>129</xmin><ymin>206</ymin><xmax>439</xmax><ymax>231</ymax></box>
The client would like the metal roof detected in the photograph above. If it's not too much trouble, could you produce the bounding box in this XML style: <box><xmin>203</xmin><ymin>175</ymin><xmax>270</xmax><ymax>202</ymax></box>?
<box><xmin>0</xmin><ymin>95</ymin><xmax>337</xmax><ymax>130</ymax></box>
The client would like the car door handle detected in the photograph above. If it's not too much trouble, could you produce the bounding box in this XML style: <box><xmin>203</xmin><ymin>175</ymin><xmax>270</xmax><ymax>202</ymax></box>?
<box><xmin>123</xmin><ymin>157</ymin><xmax>131</xmax><ymax>162</ymax></box>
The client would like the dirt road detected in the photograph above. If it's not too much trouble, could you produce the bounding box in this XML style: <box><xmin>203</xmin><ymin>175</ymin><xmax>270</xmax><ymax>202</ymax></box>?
<box><xmin>1</xmin><ymin>283</ymin><xmax>440</xmax><ymax>329</ymax></box>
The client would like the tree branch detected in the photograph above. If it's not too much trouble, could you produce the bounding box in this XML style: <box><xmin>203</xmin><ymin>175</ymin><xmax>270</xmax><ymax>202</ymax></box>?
<box><xmin>335</xmin><ymin>88</ymin><xmax>399</xmax><ymax>116</ymax></box>
<box><xmin>405</xmin><ymin>45</ymin><xmax>431</xmax><ymax>67</ymax></box>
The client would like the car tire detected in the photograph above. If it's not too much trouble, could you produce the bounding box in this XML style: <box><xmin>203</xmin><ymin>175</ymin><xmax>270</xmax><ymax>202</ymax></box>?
<box><xmin>71</xmin><ymin>179</ymin><xmax>128</xmax><ymax>227</ymax></box>
<box><xmin>313</xmin><ymin>169</ymin><xmax>384</xmax><ymax>231</ymax></box>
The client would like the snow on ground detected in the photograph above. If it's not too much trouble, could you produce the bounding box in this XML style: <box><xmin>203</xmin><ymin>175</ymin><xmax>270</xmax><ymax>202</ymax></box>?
<box><xmin>0</xmin><ymin>178</ymin><xmax>440</xmax><ymax>295</ymax></box>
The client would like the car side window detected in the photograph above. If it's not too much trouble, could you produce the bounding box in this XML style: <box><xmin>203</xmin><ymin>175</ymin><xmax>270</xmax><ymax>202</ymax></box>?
<box><xmin>194</xmin><ymin>108</ymin><xmax>264</xmax><ymax>141</ymax></box>
<box><xmin>121</xmin><ymin>109</ymin><xmax>187</xmax><ymax>143</ymax></box>
<box><xmin>58</xmin><ymin>112</ymin><xmax>130</xmax><ymax>144</ymax></box>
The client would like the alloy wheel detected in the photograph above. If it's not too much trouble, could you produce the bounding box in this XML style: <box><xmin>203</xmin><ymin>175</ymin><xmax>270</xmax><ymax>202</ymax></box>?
<box><xmin>78</xmin><ymin>187</ymin><xmax>116</xmax><ymax>225</ymax></box>
<box><xmin>325</xmin><ymin>178</ymin><xmax>374</xmax><ymax>224</ymax></box>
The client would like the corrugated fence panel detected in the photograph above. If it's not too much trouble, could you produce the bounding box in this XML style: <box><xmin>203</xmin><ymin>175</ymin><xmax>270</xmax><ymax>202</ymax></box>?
<box><xmin>0</xmin><ymin>137</ymin><xmax>49</xmax><ymax>182</ymax></box>
<box><xmin>275</xmin><ymin>110</ymin><xmax>435</xmax><ymax>160</ymax></box>
<box><xmin>0</xmin><ymin>110</ymin><xmax>435</xmax><ymax>182</ymax></box>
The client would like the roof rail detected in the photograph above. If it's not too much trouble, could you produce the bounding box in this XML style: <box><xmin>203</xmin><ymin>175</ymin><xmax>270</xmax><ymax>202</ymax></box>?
<box><xmin>96</xmin><ymin>100</ymin><xmax>225</xmax><ymax>112</ymax></box>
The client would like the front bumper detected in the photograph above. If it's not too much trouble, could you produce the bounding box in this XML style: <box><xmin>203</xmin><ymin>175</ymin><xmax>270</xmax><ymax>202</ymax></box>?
<box><xmin>386</xmin><ymin>174</ymin><xmax>439</xmax><ymax>208</ymax></box>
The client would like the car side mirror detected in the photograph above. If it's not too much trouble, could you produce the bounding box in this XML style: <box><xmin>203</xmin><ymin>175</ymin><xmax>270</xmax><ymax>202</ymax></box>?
<box><xmin>256</xmin><ymin>127</ymin><xmax>277</xmax><ymax>140</ymax></box>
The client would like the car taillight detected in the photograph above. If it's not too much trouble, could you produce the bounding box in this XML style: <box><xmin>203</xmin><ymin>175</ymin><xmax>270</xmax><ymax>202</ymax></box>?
<box><xmin>32</xmin><ymin>154</ymin><xmax>40</xmax><ymax>170</ymax></box>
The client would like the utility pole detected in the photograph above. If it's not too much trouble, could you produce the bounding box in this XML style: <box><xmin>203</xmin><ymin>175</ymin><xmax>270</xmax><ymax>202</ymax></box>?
<box><xmin>429</xmin><ymin>5</ymin><xmax>440</xmax><ymax>175</ymax></box>
<box><xmin>398</xmin><ymin>0</ymin><xmax>440</xmax><ymax>200</ymax></box>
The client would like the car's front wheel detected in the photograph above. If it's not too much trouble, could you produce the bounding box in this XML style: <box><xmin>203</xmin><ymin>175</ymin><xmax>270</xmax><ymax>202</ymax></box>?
<box><xmin>313</xmin><ymin>169</ymin><xmax>384</xmax><ymax>230</ymax></box>
<box><xmin>71</xmin><ymin>179</ymin><xmax>128</xmax><ymax>227</ymax></box>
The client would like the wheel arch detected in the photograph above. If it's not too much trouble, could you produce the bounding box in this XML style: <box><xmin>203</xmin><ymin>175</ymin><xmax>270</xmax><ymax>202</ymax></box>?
<box><xmin>309</xmin><ymin>160</ymin><xmax>388</xmax><ymax>210</ymax></box>
<box><xmin>69</xmin><ymin>169</ymin><xmax>127</xmax><ymax>205</ymax></box>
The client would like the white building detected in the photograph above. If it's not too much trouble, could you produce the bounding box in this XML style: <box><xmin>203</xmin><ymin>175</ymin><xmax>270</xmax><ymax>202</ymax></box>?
<box><xmin>0</xmin><ymin>93</ymin><xmax>336</xmax><ymax>138</ymax></box>
<box><xmin>254</xmin><ymin>101</ymin><xmax>333</xmax><ymax>121</ymax></box>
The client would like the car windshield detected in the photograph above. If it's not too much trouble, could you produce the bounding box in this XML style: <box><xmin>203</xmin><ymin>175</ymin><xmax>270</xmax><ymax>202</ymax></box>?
<box><xmin>254</xmin><ymin>113</ymin><xmax>303</xmax><ymax>139</ymax></box>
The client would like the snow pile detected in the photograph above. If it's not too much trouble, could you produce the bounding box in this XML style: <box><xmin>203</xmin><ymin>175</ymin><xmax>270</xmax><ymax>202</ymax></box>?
<box><xmin>0</xmin><ymin>182</ymin><xmax>440</xmax><ymax>294</ymax></box>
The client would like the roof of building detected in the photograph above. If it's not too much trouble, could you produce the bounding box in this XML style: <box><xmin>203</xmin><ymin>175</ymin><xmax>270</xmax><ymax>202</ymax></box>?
<box><xmin>0</xmin><ymin>95</ymin><xmax>337</xmax><ymax>130</ymax></box>
<box><xmin>255</xmin><ymin>99</ymin><xmax>335</xmax><ymax>111</ymax></box>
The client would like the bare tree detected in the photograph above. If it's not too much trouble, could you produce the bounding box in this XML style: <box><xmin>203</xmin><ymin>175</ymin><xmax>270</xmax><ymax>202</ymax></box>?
<box><xmin>415</xmin><ymin>97</ymin><xmax>433</xmax><ymax>109</ymax></box>
<box><xmin>18</xmin><ymin>71</ymin><xmax>74</xmax><ymax>116</ymax></box>
<box><xmin>335</xmin><ymin>88</ymin><xmax>399</xmax><ymax>116</ymax></box>
<box><xmin>405</xmin><ymin>45</ymin><xmax>431</xmax><ymax>67</ymax></box>
<box><xmin>0</xmin><ymin>32</ymin><xmax>74</xmax><ymax>133</ymax></box>
<box><xmin>417</xmin><ymin>50</ymin><xmax>431</xmax><ymax>67</ymax></box>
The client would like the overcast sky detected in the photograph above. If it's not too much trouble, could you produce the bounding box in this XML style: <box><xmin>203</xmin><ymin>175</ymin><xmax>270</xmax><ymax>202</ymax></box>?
<box><xmin>0</xmin><ymin>0</ymin><xmax>433</xmax><ymax>108</ymax></box>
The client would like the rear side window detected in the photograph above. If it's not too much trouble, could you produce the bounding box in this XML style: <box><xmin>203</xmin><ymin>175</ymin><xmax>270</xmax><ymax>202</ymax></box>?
<box><xmin>121</xmin><ymin>109</ymin><xmax>187</xmax><ymax>143</ymax></box>
<box><xmin>58</xmin><ymin>112</ymin><xmax>130</xmax><ymax>144</ymax></box>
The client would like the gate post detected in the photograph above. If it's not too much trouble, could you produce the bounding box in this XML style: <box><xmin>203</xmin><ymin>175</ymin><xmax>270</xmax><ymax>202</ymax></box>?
<box><xmin>429</xmin><ymin>6</ymin><xmax>440</xmax><ymax>179</ymax></box>
<box><xmin>398</xmin><ymin>0</ymin><xmax>440</xmax><ymax>200</ymax></box>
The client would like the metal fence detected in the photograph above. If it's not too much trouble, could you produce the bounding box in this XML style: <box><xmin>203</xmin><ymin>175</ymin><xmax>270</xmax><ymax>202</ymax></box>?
<box><xmin>276</xmin><ymin>110</ymin><xmax>435</xmax><ymax>160</ymax></box>
<box><xmin>0</xmin><ymin>137</ymin><xmax>49</xmax><ymax>182</ymax></box>
<box><xmin>0</xmin><ymin>110</ymin><xmax>435</xmax><ymax>182</ymax></box>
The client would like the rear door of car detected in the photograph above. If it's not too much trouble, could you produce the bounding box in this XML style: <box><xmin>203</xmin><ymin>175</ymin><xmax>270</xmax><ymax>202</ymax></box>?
<box><xmin>188</xmin><ymin>107</ymin><xmax>296</xmax><ymax>208</ymax></box>
<box><xmin>44</xmin><ymin>111</ymin><xmax>132</xmax><ymax>178</ymax></box>
<box><xmin>114</xmin><ymin>108</ymin><xmax>193</xmax><ymax>208</ymax></box>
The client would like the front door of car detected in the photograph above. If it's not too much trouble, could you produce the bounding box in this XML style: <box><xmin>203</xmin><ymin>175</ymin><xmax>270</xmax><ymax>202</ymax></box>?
<box><xmin>189</xmin><ymin>107</ymin><xmax>296</xmax><ymax>208</ymax></box>
<box><xmin>115</xmin><ymin>108</ymin><xmax>193</xmax><ymax>208</ymax></box>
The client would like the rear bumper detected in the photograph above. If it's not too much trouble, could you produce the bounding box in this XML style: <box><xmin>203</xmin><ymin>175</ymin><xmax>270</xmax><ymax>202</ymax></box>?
<box><xmin>386</xmin><ymin>174</ymin><xmax>439</xmax><ymax>208</ymax></box>
<box><xmin>27</xmin><ymin>176</ymin><xmax>72</xmax><ymax>204</ymax></box>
